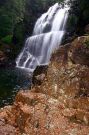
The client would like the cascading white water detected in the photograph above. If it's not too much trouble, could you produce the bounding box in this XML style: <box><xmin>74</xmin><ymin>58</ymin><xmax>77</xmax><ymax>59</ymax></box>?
<box><xmin>16</xmin><ymin>3</ymin><xmax>69</xmax><ymax>72</ymax></box>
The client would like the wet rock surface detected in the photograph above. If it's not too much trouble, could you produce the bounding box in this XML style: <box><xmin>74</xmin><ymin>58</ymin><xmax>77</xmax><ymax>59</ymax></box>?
<box><xmin>1</xmin><ymin>36</ymin><xmax>89</xmax><ymax>134</ymax></box>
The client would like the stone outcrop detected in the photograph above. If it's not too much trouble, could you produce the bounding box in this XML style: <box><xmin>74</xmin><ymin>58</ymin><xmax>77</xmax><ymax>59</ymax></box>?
<box><xmin>0</xmin><ymin>36</ymin><xmax>89</xmax><ymax>134</ymax></box>
<box><xmin>0</xmin><ymin>106</ymin><xmax>19</xmax><ymax>134</ymax></box>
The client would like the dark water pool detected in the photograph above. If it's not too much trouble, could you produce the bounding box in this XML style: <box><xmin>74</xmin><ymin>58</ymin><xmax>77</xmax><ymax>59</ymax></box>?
<box><xmin>0</xmin><ymin>68</ymin><xmax>32</xmax><ymax>107</ymax></box>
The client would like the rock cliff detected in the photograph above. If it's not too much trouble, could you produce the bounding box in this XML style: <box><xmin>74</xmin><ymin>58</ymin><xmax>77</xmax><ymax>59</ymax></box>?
<box><xmin>0</xmin><ymin>35</ymin><xmax>89</xmax><ymax>134</ymax></box>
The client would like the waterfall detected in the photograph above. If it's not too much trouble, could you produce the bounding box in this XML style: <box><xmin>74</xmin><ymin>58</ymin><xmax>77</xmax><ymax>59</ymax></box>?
<box><xmin>16</xmin><ymin>3</ymin><xmax>69</xmax><ymax>72</ymax></box>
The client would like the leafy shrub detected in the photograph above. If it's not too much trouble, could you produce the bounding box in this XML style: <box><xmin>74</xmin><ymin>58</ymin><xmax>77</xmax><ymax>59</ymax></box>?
<box><xmin>1</xmin><ymin>35</ymin><xmax>13</xmax><ymax>44</ymax></box>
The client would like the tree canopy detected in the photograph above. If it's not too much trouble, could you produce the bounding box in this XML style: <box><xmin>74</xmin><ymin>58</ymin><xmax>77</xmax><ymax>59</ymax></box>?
<box><xmin>0</xmin><ymin>0</ymin><xmax>89</xmax><ymax>43</ymax></box>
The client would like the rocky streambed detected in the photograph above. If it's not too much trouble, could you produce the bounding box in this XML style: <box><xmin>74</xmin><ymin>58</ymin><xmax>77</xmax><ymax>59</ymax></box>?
<box><xmin>0</xmin><ymin>35</ymin><xmax>89</xmax><ymax>134</ymax></box>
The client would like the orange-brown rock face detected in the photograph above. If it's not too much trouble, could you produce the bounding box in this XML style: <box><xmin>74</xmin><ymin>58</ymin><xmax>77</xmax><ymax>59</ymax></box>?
<box><xmin>0</xmin><ymin>106</ymin><xmax>19</xmax><ymax>134</ymax></box>
<box><xmin>69</xmin><ymin>36</ymin><xmax>89</xmax><ymax>66</ymax></box>
<box><xmin>2</xmin><ymin>91</ymin><xmax>89</xmax><ymax>135</ymax></box>
<box><xmin>34</xmin><ymin>36</ymin><xmax>89</xmax><ymax>100</ymax></box>
<box><xmin>0</xmin><ymin>36</ymin><xmax>89</xmax><ymax>134</ymax></box>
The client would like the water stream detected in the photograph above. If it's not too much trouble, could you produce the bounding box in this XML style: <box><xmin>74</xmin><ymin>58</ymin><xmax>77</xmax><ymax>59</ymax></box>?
<box><xmin>16</xmin><ymin>3</ymin><xmax>69</xmax><ymax>72</ymax></box>
<box><xmin>0</xmin><ymin>68</ymin><xmax>32</xmax><ymax>107</ymax></box>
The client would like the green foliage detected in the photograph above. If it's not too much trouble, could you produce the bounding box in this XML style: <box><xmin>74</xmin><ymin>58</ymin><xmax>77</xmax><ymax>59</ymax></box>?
<box><xmin>70</xmin><ymin>0</ymin><xmax>89</xmax><ymax>34</ymax></box>
<box><xmin>0</xmin><ymin>0</ymin><xmax>89</xmax><ymax>60</ymax></box>
<box><xmin>66</xmin><ymin>14</ymin><xmax>78</xmax><ymax>34</ymax></box>
<box><xmin>0</xmin><ymin>0</ymin><xmax>26</xmax><ymax>39</ymax></box>
<box><xmin>0</xmin><ymin>14</ymin><xmax>13</xmax><ymax>38</ymax></box>
<box><xmin>13</xmin><ymin>22</ymin><xmax>25</xmax><ymax>44</ymax></box>
<box><xmin>1</xmin><ymin>35</ymin><xmax>13</xmax><ymax>44</ymax></box>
